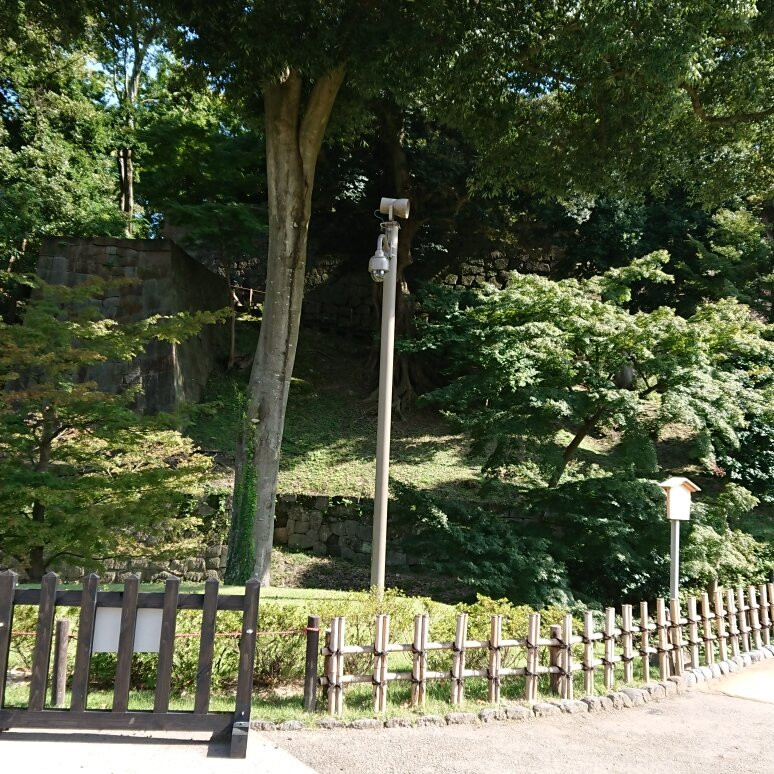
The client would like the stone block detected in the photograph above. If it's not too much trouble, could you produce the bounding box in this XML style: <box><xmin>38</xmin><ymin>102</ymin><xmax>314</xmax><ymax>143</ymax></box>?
<box><xmin>278</xmin><ymin>720</ymin><xmax>304</xmax><ymax>732</ymax></box>
<box><xmin>329</xmin><ymin>520</ymin><xmax>345</xmax><ymax>536</ymax></box>
<box><xmin>384</xmin><ymin>717</ymin><xmax>413</xmax><ymax>728</ymax></box>
<box><xmin>250</xmin><ymin>720</ymin><xmax>277</xmax><ymax>731</ymax></box>
<box><xmin>478</xmin><ymin>708</ymin><xmax>506</xmax><ymax>723</ymax></box>
<box><xmin>274</xmin><ymin>527</ymin><xmax>289</xmax><ymax>544</ymax></box>
<box><xmin>709</xmin><ymin>663</ymin><xmax>722</xmax><ymax>679</ymax></box>
<box><xmin>288</xmin><ymin>533</ymin><xmax>315</xmax><ymax>550</ymax></box>
<box><xmin>719</xmin><ymin>661</ymin><xmax>730</xmax><ymax>675</ymax></box>
<box><xmin>658</xmin><ymin>680</ymin><xmax>678</xmax><ymax>697</ymax></box>
<box><xmin>349</xmin><ymin>718</ymin><xmax>381</xmax><ymax>730</ymax></box>
<box><xmin>741</xmin><ymin>653</ymin><xmax>752</xmax><ymax>667</ymax></box>
<box><xmin>386</xmin><ymin>551</ymin><xmax>407</xmax><ymax>566</ymax></box>
<box><xmin>581</xmin><ymin>696</ymin><xmax>613</xmax><ymax>712</ymax></box>
<box><xmin>309</xmin><ymin>511</ymin><xmax>324</xmax><ymax>530</ymax></box>
<box><xmin>356</xmin><ymin>524</ymin><xmax>373</xmax><ymax>542</ymax></box>
<box><xmin>416</xmin><ymin>715</ymin><xmax>445</xmax><ymax>727</ymax></box>
<box><xmin>312</xmin><ymin>543</ymin><xmax>327</xmax><ymax>556</ymax></box>
<box><xmin>313</xmin><ymin>496</ymin><xmax>329</xmax><ymax>510</ymax></box>
<box><xmin>446</xmin><ymin>712</ymin><xmax>478</xmax><ymax>725</ymax></box>
<box><xmin>504</xmin><ymin>704</ymin><xmax>531</xmax><ymax>720</ymax></box>
<box><xmin>641</xmin><ymin>683</ymin><xmax>666</xmax><ymax>700</ymax></box>
<box><xmin>205</xmin><ymin>557</ymin><xmax>220</xmax><ymax>570</ymax></box>
<box><xmin>315</xmin><ymin>718</ymin><xmax>345</xmax><ymax>730</ymax></box>
<box><xmin>205</xmin><ymin>570</ymin><xmax>220</xmax><ymax>580</ymax></box>
<box><xmin>557</xmin><ymin>699</ymin><xmax>589</xmax><ymax>714</ymax></box>
<box><xmin>620</xmin><ymin>688</ymin><xmax>646</xmax><ymax>706</ymax></box>
<box><xmin>204</xmin><ymin>544</ymin><xmax>221</xmax><ymax>559</ymax></box>
<box><xmin>532</xmin><ymin>702</ymin><xmax>561</xmax><ymax>718</ymax></box>
<box><xmin>750</xmin><ymin>650</ymin><xmax>763</xmax><ymax>663</ymax></box>
<box><xmin>606</xmin><ymin>692</ymin><xmax>633</xmax><ymax>710</ymax></box>
<box><xmin>727</xmin><ymin>659</ymin><xmax>740</xmax><ymax>672</ymax></box>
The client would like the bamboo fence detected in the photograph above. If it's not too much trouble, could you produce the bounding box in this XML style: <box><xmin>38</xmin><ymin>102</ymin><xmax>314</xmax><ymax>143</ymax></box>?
<box><xmin>319</xmin><ymin>583</ymin><xmax>774</xmax><ymax>716</ymax></box>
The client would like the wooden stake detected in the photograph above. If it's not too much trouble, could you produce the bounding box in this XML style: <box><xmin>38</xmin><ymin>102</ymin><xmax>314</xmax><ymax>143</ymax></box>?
<box><xmin>450</xmin><ymin>613</ymin><xmax>468</xmax><ymax>705</ymax></box>
<box><xmin>583</xmin><ymin>610</ymin><xmax>595</xmax><ymax>696</ymax></box>
<box><xmin>686</xmin><ymin>596</ymin><xmax>700</xmax><ymax>668</ymax></box>
<box><xmin>656</xmin><ymin>598</ymin><xmax>671</xmax><ymax>679</ymax></box>
<box><xmin>748</xmin><ymin>586</ymin><xmax>762</xmax><ymax>651</ymax></box>
<box><xmin>759</xmin><ymin>584</ymin><xmax>771</xmax><ymax>647</ymax></box>
<box><xmin>669</xmin><ymin>598</ymin><xmax>684</xmax><ymax>676</ymax></box>
<box><xmin>372</xmin><ymin>614</ymin><xmax>384</xmax><ymax>714</ymax></box>
<box><xmin>736</xmin><ymin>586</ymin><xmax>750</xmax><ymax>653</ymax></box>
<box><xmin>621</xmin><ymin>605</ymin><xmax>633</xmax><ymax>685</ymax></box>
<box><xmin>335</xmin><ymin>616</ymin><xmax>346</xmax><ymax>716</ymax></box>
<box><xmin>767</xmin><ymin>583</ymin><xmax>774</xmax><ymax>639</ymax></box>
<box><xmin>327</xmin><ymin>621</ymin><xmax>338</xmax><ymax>716</ymax></box>
<box><xmin>488</xmin><ymin>615</ymin><xmax>502</xmax><ymax>704</ymax></box>
<box><xmin>51</xmin><ymin>618</ymin><xmax>70</xmax><ymax>708</ymax></box>
<box><xmin>714</xmin><ymin>589</ymin><xmax>728</xmax><ymax>662</ymax></box>
<box><xmin>700</xmin><ymin>593</ymin><xmax>715</xmax><ymax>665</ymax></box>
<box><xmin>411</xmin><ymin>614</ymin><xmax>428</xmax><ymax>707</ymax></box>
<box><xmin>526</xmin><ymin>613</ymin><xmax>540</xmax><ymax>702</ymax></box>
<box><xmin>549</xmin><ymin>624</ymin><xmax>561</xmax><ymax>695</ymax></box>
<box><xmin>726</xmin><ymin>588</ymin><xmax>740</xmax><ymax>657</ymax></box>
<box><xmin>560</xmin><ymin>614</ymin><xmax>574</xmax><ymax>700</ymax></box>
<box><xmin>639</xmin><ymin>602</ymin><xmax>650</xmax><ymax>684</ymax></box>
<box><xmin>603</xmin><ymin>607</ymin><xmax>615</xmax><ymax>690</ymax></box>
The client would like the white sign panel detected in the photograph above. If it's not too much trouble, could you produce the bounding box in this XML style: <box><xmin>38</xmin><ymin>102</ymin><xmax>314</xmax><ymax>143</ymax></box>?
<box><xmin>92</xmin><ymin>608</ymin><xmax>164</xmax><ymax>653</ymax></box>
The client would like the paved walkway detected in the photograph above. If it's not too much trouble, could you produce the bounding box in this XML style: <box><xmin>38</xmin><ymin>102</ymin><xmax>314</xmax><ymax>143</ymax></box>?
<box><xmin>3</xmin><ymin>660</ymin><xmax>773</xmax><ymax>773</ymax></box>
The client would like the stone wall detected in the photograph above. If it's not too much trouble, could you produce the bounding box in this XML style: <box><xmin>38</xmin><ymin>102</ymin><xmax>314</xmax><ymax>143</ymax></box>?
<box><xmin>37</xmin><ymin>236</ymin><xmax>230</xmax><ymax>413</ymax></box>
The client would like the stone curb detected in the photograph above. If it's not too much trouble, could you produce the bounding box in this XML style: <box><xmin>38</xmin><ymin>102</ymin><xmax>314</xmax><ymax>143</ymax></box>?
<box><xmin>252</xmin><ymin>647</ymin><xmax>774</xmax><ymax>733</ymax></box>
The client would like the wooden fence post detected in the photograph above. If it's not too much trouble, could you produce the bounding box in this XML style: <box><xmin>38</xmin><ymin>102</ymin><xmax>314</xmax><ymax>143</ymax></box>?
<box><xmin>669</xmin><ymin>598</ymin><xmax>685</xmax><ymax>676</ymax></box>
<box><xmin>736</xmin><ymin>586</ymin><xmax>751</xmax><ymax>653</ymax></box>
<box><xmin>603</xmin><ymin>607</ymin><xmax>616</xmax><ymax>690</ymax></box>
<box><xmin>327</xmin><ymin>617</ymin><xmax>345</xmax><ymax>716</ymax></box>
<box><xmin>525</xmin><ymin>613</ymin><xmax>540</xmax><ymax>702</ymax></box>
<box><xmin>411</xmin><ymin>614</ymin><xmax>428</xmax><ymax>707</ymax></box>
<box><xmin>583</xmin><ymin>611</ymin><xmax>595</xmax><ymax>696</ymax></box>
<box><xmin>686</xmin><ymin>596</ymin><xmax>700</xmax><ymax>668</ymax></box>
<box><xmin>621</xmin><ymin>605</ymin><xmax>634</xmax><ymax>685</ymax></box>
<box><xmin>748</xmin><ymin>586</ymin><xmax>762</xmax><ymax>651</ymax></box>
<box><xmin>759</xmin><ymin>584</ymin><xmax>771</xmax><ymax>647</ymax></box>
<box><xmin>230</xmin><ymin>577</ymin><xmax>260</xmax><ymax>759</ymax></box>
<box><xmin>303</xmin><ymin>615</ymin><xmax>320</xmax><ymax>712</ymax></box>
<box><xmin>29</xmin><ymin>572</ymin><xmax>58</xmax><ymax>711</ymax></box>
<box><xmin>767</xmin><ymin>582</ymin><xmax>774</xmax><ymax>640</ymax></box>
<box><xmin>639</xmin><ymin>602</ymin><xmax>650</xmax><ymax>684</ymax></box>
<box><xmin>488</xmin><ymin>615</ymin><xmax>502</xmax><ymax>704</ymax></box>
<box><xmin>656</xmin><ymin>598</ymin><xmax>671</xmax><ymax>679</ymax></box>
<box><xmin>559</xmin><ymin>614</ymin><xmax>573</xmax><ymax>700</ymax></box>
<box><xmin>450</xmin><ymin>613</ymin><xmax>468</xmax><ymax>706</ymax></box>
<box><xmin>0</xmin><ymin>570</ymin><xmax>19</xmax><ymax>707</ymax></box>
<box><xmin>714</xmin><ymin>589</ymin><xmax>728</xmax><ymax>662</ymax></box>
<box><xmin>372</xmin><ymin>614</ymin><xmax>390</xmax><ymax>713</ymax></box>
<box><xmin>549</xmin><ymin>624</ymin><xmax>561</xmax><ymax>695</ymax></box>
<box><xmin>726</xmin><ymin>588</ymin><xmax>740</xmax><ymax>656</ymax></box>
<box><xmin>51</xmin><ymin>618</ymin><xmax>70</xmax><ymax>707</ymax></box>
<box><xmin>700</xmin><ymin>593</ymin><xmax>715</xmax><ymax>665</ymax></box>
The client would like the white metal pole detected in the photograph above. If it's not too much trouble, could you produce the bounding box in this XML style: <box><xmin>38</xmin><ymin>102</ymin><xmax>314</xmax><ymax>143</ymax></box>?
<box><xmin>670</xmin><ymin>519</ymin><xmax>680</xmax><ymax>600</ymax></box>
<box><xmin>371</xmin><ymin>221</ymin><xmax>399</xmax><ymax>590</ymax></box>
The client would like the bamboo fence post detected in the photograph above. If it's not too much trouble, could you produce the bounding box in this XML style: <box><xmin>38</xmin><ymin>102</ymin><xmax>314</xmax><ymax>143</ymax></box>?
<box><xmin>372</xmin><ymin>614</ymin><xmax>390</xmax><ymax>713</ymax></box>
<box><xmin>686</xmin><ymin>596</ymin><xmax>700</xmax><ymax>668</ymax></box>
<box><xmin>621</xmin><ymin>605</ymin><xmax>634</xmax><ymax>685</ymax></box>
<box><xmin>767</xmin><ymin>582</ymin><xmax>774</xmax><ymax>639</ymax></box>
<box><xmin>639</xmin><ymin>601</ymin><xmax>650</xmax><ymax>684</ymax></box>
<box><xmin>560</xmin><ymin>613</ymin><xmax>573</xmax><ymax>700</ymax></box>
<box><xmin>451</xmin><ymin>613</ymin><xmax>468</xmax><ymax>706</ymax></box>
<box><xmin>669</xmin><ymin>598</ymin><xmax>685</xmax><ymax>676</ymax></box>
<box><xmin>603</xmin><ymin>607</ymin><xmax>616</xmax><ymax>690</ymax></box>
<box><xmin>526</xmin><ymin>612</ymin><xmax>540</xmax><ymax>702</ymax></box>
<box><xmin>759</xmin><ymin>584</ymin><xmax>771</xmax><ymax>646</ymax></box>
<box><xmin>322</xmin><ymin>628</ymin><xmax>331</xmax><ymax>709</ymax></box>
<box><xmin>549</xmin><ymin>624</ymin><xmax>561</xmax><ymax>695</ymax></box>
<box><xmin>656</xmin><ymin>598</ymin><xmax>671</xmax><ymax>679</ymax></box>
<box><xmin>488</xmin><ymin>615</ymin><xmax>502</xmax><ymax>704</ymax></box>
<box><xmin>736</xmin><ymin>586</ymin><xmax>751</xmax><ymax>653</ymax></box>
<box><xmin>714</xmin><ymin>589</ymin><xmax>728</xmax><ymax>662</ymax></box>
<box><xmin>411</xmin><ymin>614</ymin><xmax>428</xmax><ymax>707</ymax></box>
<box><xmin>336</xmin><ymin>616</ymin><xmax>346</xmax><ymax>716</ymax></box>
<box><xmin>583</xmin><ymin>610</ymin><xmax>595</xmax><ymax>696</ymax></box>
<box><xmin>700</xmin><ymin>593</ymin><xmax>715</xmax><ymax>665</ymax></box>
<box><xmin>326</xmin><ymin>621</ymin><xmax>338</xmax><ymax>716</ymax></box>
<box><xmin>748</xmin><ymin>586</ymin><xmax>762</xmax><ymax>651</ymax></box>
<box><xmin>726</xmin><ymin>588</ymin><xmax>740</xmax><ymax>657</ymax></box>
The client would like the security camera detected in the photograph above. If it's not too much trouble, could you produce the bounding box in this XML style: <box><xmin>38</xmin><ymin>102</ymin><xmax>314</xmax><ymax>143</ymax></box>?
<box><xmin>368</xmin><ymin>236</ymin><xmax>390</xmax><ymax>282</ymax></box>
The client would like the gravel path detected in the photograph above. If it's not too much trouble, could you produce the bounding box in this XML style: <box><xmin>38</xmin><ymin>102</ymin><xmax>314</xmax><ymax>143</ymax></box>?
<box><xmin>278</xmin><ymin>659</ymin><xmax>774</xmax><ymax>774</ymax></box>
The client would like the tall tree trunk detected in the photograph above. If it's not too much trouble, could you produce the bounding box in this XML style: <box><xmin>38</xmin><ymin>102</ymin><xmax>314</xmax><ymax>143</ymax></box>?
<box><xmin>226</xmin><ymin>66</ymin><xmax>345</xmax><ymax>585</ymax></box>
<box><xmin>548</xmin><ymin>406</ymin><xmax>606</xmax><ymax>488</ymax></box>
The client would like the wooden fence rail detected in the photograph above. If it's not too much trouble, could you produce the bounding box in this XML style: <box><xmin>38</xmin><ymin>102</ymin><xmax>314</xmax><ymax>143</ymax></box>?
<box><xmin>319</xmin><ymin>583</ymin><xmax>774</xmax><ymax>716</ymax></box>
<box><xmin>0</xmin><ymin>571</ymin><xmax>260</xmax><ymax>758</ymax></box>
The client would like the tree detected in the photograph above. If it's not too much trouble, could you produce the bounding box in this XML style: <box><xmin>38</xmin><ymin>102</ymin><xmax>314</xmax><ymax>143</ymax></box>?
<box><xmin>0</xmin><ymin>9</ymin><xmax>123</xmax><ymax>275</ymax></box>
<box><xmin>0</xmin><ymin>277</ymin><xmax>225</xmax><ymax>581</ymax></box>
<box><xmin>174</xmin><ymin>0</ymin><xmax>472</xmax><ymax>584</ymax></box>
<box><xmin>411</xmin><ymin>253</ymin><xmax>774</xmax><ymax>488</ymax></box>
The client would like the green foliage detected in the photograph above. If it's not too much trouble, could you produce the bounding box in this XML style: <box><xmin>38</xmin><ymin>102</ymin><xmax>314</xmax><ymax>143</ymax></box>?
<box><xmin>412</xmin><ymin>259</ymin><xmax>774</xmax><ymax>487</ymax></box>
<box><xmin>0</xmin><ymin>277</ymin><xmax>226</xmax><ymax>579</ymax></box>
<box><xmin>683</xmin><ymin>484</ymin><xmax>773</xmax><ymax>591</ymax></box>
<box><xmin>717</xmin><ymin>418</ymin><xmax>774</xmax><ymax>505</ymax></box>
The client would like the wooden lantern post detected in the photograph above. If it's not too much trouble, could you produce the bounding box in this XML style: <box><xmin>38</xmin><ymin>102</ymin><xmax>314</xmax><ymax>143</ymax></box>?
<box><xmin>658</xmin><ymin>477</ymin><xmax>700</xmax><ymax>600</ymax></box>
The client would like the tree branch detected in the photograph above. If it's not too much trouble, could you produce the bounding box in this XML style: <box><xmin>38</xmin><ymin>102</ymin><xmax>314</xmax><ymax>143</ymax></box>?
<box><xmin>682</xmin><ymin>83</ymin><xmax>774</xmax><ymax>125</ymax></box>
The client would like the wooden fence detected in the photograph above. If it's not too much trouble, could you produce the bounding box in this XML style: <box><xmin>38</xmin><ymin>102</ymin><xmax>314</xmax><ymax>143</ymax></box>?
<box><xmin>0</xmin><ymin>571</ymin><xmax>259</xmax><ymax>758</ymax></box>
<box><xmin>320</xmin><ymin>583</ymin><xmax>774</xmax><ymax>715</ymax></box>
